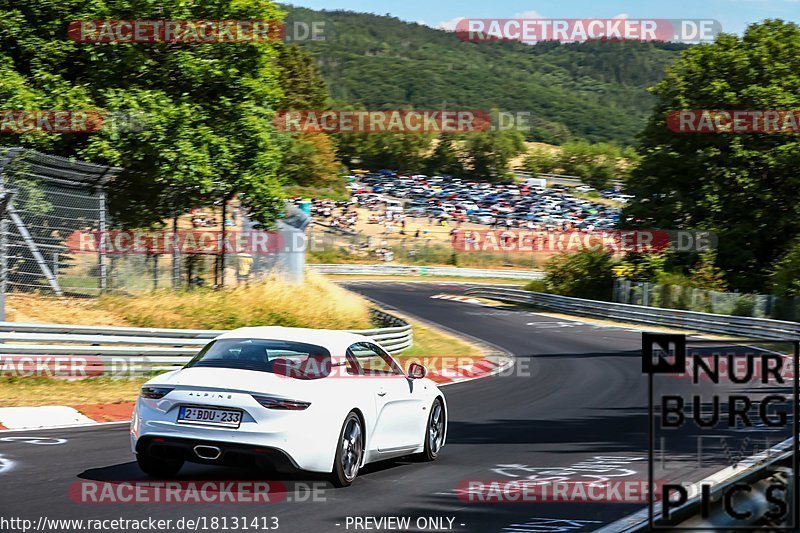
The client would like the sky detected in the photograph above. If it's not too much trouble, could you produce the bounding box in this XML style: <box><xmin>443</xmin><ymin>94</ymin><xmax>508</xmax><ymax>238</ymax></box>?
<box><xmin>285</xmin><ymin>0</ymin><xmax>800</xmax><ymax>36</ymax></box>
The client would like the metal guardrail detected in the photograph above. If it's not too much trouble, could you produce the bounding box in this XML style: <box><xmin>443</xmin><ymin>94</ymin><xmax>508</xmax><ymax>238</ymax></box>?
<box><xmin>514</xmin><ymin>170</ymin><xmax>623</xmax><ymax>188</ymax></box>
<box><xmin>599</xmin><ymin>435</ymin><xmax>796</xmax><ymax>531</ymax></box>
<box><xmin>310</xmin><ymin>264</ymin><xmax>544</xmax><ymax>280</ymax></box>
<box><xmin>0</xmin><ymin>310</ymin><xmax>412</xmax><ymax>374</ymax></box>
<box><xmin>464</xmin><ymin>287</ymin><xmax>800</xmax><ymax>340</ymax></box>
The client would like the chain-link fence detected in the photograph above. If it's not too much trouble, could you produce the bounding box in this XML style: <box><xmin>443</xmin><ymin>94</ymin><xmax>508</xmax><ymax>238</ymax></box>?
<box><xmin>0</xmin><ymin>147</ymin><xmax>304</xmax><ymax>308</ymax></box>
<box><xmin>0</xmin><ymin>147</ymin><xmax>113</xmax><ymax>299</ymax></box>
<box><xmin>306</xmin><ymin>222</ymin><xmax>541</xmax><ymax>269</ymax></box>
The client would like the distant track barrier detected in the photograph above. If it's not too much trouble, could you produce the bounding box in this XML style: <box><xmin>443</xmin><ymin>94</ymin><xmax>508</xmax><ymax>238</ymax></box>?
<box><xmin>310</xmin><ymin>263</ymin><xmax>544</xmax><ymax>280</ymax></box>
<box><xmin>464</xmin><ymin>286</ymin><xmax>800</xmax><ymax>339</ymax></box>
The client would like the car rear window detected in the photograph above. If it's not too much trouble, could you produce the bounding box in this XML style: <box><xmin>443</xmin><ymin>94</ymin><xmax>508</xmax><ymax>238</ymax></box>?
<box><xmin>185</xmin><ymin>338</ymin><xmax>332</xmax><ymax>379</ymax></box>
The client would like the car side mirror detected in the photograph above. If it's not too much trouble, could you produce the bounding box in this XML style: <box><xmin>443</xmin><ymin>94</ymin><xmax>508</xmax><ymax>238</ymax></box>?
<box><xmin>408</xmin><ymin>362</ymin><xmax>427</xmax><ymax>379</ymax></box>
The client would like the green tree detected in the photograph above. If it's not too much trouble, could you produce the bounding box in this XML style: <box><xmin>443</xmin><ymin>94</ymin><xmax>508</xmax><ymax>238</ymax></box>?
<box><xmin>425</xmin><ymin>133</ymin><xmax>464</xmax><ymax>176</ymax></box>
<box><xmin>274</xmin><ymin>43</ymin><xmax>343</xmax><ymax>188</ymax></box>
<box><xmin>335</xmin><ymin>115</ymin><xmax>433</xmax><ymax>171</ymax></box>
<box><xmin>585</xmin><ymin>160</ymin><xmax>615</xmax><ymax>189</ymax></box>
<box><xmin>465</xmin><ymin>129</ymin><xmax>526</xmax><ymax>180</ymax></box>
<box><xmin>688</xmin><ymin>251</ymin><xmax>728</xmax><ymax>291</ymax></box>
<box><xmin>623</xmin><ymin>20</ymin><xmax>800</xmax><ymax>291</ymax></box>
<box><xmin>278</xmin><ymin>133</ymin><xmax>343</xmax><ymax>188</ymax></box>
<box><xmin>0</xmin><ymin>0</ymin><xmax>286</xmax><ymax>227</ymax></box>
<box><xmin>544</xmin><ymin>250</ymin><xmax>616</xmax><ymax>300</ymax></box>
<box><xmin>523</xmin><ymin>147</ymin><xmax>559</xmax><ymax>174</ymax></box>
<box><xmin>275</xmin><ymin>44</ymin><xmax>328</xmax><ymax>109</ymax></box>
<box><xmin>558</xmin><ymin>140</ymin><xmax>625</xmax><ymax>186</ymax></box>
<box><xmin>771</xmin><ymin>239</ymin><xmax>800</xmax><ymax>297</ymax></box>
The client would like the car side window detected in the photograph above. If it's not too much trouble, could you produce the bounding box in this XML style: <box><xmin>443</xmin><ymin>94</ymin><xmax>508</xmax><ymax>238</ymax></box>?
<box><xmin>347</xmin><ymin>342</ymin><xmax>403</xmax><ymax>376</ymax></box>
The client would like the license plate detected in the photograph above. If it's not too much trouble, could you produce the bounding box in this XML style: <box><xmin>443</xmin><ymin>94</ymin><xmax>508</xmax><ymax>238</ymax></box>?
<box><xmin>177</xmin><ymin>406</ymin><xmax>242</xmax><ymax>428</ymax></box>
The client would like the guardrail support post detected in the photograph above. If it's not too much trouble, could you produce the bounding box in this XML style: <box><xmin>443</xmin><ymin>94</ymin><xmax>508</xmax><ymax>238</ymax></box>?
<box><xmin>98</xmin><ymin>189</ymin><xmax>107</xmax><ymax>293</ymax></box>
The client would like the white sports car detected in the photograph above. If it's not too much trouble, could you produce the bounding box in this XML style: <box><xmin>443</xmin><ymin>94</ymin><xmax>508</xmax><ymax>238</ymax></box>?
<box><xmin>131</xmin><ymin>327</ymin><xmax>447</xmax><ymax>486</ymax></box>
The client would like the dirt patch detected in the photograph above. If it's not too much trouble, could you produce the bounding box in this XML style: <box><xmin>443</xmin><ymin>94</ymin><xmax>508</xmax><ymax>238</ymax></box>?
<box><xmin>73</xmin><ymin>402</ymin><xmax>135</xmax><ymax>422</ymax></box>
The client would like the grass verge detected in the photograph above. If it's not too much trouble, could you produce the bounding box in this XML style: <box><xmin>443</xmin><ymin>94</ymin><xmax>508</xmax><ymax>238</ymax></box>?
<box><xmin>0</xmin><ymin>377</ymin><xmax>150</xmax><ymax>407</ymax></box>
<box><xmin>326</xmin><ymin>274</ymin><xmax>528</xmax><ymax>285</ymax></box>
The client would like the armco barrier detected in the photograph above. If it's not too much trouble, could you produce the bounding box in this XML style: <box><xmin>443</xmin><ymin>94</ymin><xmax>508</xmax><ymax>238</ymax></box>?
<box><xmin>464</xmin><ymin>286</ymin><xmax>800</xmax><ymax>339</ymax></box>
<box><xmin>0</xmin><ymin>309</ymin><xmax>412</xmax><ymax>374</ymax></box>
<box><xmin>310</xmin><ymin>264</ymin><xmax>544</xmax><ymax>280</ymax></box>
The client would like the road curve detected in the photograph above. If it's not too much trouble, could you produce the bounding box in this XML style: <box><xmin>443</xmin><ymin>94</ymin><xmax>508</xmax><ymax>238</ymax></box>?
<box><xmin>0</xmin><ymin>282</ymin><xmax>764</xmax><ymax>533</ymax></box>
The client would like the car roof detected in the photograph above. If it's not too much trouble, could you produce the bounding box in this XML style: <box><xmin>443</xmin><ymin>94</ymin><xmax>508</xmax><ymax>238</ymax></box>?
<box><xmin>214</xmin><ymin>327</ymin><xmax>376</xmax><ymax>354</ymax></box>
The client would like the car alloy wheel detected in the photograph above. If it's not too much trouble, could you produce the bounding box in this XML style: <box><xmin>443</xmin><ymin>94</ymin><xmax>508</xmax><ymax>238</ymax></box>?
<box><xmin>428</xmin><ymin>400</ymin><xmax>444</xmax><ymax>455</ymax></box>
<box><xmin>341</xmin><ymin>415</ymin><xmax>363</xmax><ymax>482</ymax></box>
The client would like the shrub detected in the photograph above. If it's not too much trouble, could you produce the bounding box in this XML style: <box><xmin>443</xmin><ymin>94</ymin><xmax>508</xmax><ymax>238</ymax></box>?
<box><xmin>543</xmin><ymin>250</ymin><xmax>616</xmax><ymax>301</ymax></box>
<box><xmin>523</xmin><ymin>279</ymin><xmax>547</xmax><ymax>292</ymax></box>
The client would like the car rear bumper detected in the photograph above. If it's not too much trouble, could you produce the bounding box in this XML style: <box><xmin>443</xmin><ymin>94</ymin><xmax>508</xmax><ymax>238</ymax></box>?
<box><xmin>135</xmin><ymin>435</ymin><xmax>300</xmax><ymax>472</ymax></box>
<box><xmin>131</xmin><ymin>398</ymin><xmax>343</xmax><ymax>473</ymax></box>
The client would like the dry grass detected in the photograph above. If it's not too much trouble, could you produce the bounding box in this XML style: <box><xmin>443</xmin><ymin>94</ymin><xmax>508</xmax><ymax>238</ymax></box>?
<box><xmin>6</xmin><ymin>294</ymin><xmax>131</xmax><ymax>325</ymax></box>
<box><xmin>322</xmin><ymin>274</ymin><xmax>527</xmax><ymax>285</ymax></box>
<box><xmin>97</xmin><ymin>272</ymin><xmax>372</xmax><ymax>330</ymax></box>
<box><xmin>0</xmin><ymin>377</ymin><xmax>148</xmax><ymax>407</ymax></box>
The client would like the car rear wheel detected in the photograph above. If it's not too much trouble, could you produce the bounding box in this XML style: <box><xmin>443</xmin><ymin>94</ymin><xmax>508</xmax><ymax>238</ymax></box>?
<box><xmin>331</xmin><ymin>412</ymin><xmax>363</xmax><ymax>487</ymax></box>
<box><xmin>419</xmin><ymin>398</ymin><xmax>445</xmax><ymax>461</ymax></box>
<box><xmin>136</xmin><ymin>453</ymin><xmax>184</xmax><ymax>478</ymax></box>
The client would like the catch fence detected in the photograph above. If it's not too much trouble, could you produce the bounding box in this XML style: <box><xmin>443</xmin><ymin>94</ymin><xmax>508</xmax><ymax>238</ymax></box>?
<box><xmin>0</xmin><ymin>147</ymin><xmax>302</xmax><ymax>308</ymax></box>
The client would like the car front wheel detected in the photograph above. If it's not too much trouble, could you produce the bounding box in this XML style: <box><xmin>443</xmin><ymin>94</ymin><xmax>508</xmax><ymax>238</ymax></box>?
<box><xmin>419</xmin><ymin>398</ymin><xmax>445</xmax><ymax>461</ymax></box>
<box><xmin>331</xmin><ymin>412</ymin><xmax>363</xmax><ymax>487</ymax></box>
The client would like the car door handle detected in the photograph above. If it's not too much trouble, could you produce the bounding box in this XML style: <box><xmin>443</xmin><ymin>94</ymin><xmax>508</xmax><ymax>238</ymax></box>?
<box><xmin>377</xmin><ymin>391</ymin><xmax>387</xmax><ymax>397</ymax></box>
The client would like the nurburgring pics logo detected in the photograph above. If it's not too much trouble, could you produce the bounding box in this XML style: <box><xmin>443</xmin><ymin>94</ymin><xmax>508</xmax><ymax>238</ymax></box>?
<box><xmin>455</xmin><ymin>19</ymin><xmax>721</xmax><ymax>44</ymax></box>
<box><xmin>643</xmin><ymin>333</ymin><xmax>799</xmax><ymax>530</ymax></box>
<box><xmin>668</xmin><ymin>110</ymin><xmax>800</xmax><ymax>134</ymax></box>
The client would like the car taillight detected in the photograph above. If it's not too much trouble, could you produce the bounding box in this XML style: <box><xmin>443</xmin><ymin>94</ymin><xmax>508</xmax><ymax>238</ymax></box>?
<box><xmin>251</xmin><ymin>395</ymin><xmax>310</xmax><ymax>410</ymax></box>
<box><xmin>140</xmin><ymin>386</ymin><xmax>173</xmax><ymax>399</ymax></box>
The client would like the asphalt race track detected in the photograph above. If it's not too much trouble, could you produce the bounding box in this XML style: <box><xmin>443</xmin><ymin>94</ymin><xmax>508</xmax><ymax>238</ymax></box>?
<box><xmin>0</xmin><ymin>282</ymin><xmax>793</xmax><ymax>533</ymax></box>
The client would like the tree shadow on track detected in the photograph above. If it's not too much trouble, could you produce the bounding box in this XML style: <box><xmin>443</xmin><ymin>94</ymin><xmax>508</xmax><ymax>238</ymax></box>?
<box><xmin>512</xmin><ymin>349</ymin><xmax>642</xmax><ymax>359</ymax></box>
<box><xmin>446</xmin><ymin>407</ymin><xmax>649</xmax><ymax>449</ymax></box>
<box><xmin>77</xmin><ymin>456</ymin><xmax>426</xmax><ymax>492</ymax></box>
